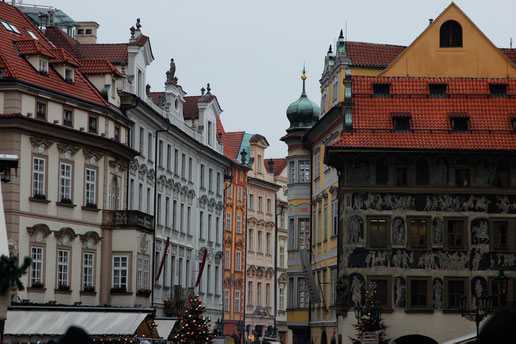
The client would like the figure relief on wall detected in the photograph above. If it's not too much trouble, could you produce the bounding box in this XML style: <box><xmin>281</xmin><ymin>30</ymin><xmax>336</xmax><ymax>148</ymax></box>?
<box><xmin>394</xmin><ymin>276</ymin><xmax>406</xmax><ymax>308</ymax></box>
<box><xmin>349</xmin><ymin>273</ymin><xmax>365</xmax><ymax>307</ymax></box>
<box><xmin>474</xmin><ymin>160</ymin><xmax>491</xmax><ymax>186</ymax></box>
<box><xmin>336</xmin><ymin>275</ymin><xmax>348</xmax><ymax>306</ymax></box>
<box><xmin>433</xmin><ymin>278</ymin><xmax>444</xmax><ymax>310</ymax></box>
<box><xmin>471</xmin><ymin>218</ymin><xmax>489</xmax><ymax>245</ymax></box>
<box><xmin>432</xmin><ymin>217</ymin><xmax>443</xmax><ymax>246</ymax></box>
<box><xmin>471</xmin><ymin>277</ymin><xmax>487</xmax><ymax>308</ymax></box>
<box><xmin>392</xmin><ymin>217</ymin><xmax>406</xmax><ymax>246</ymax></box>
<box><xmin>347</xmin><ymin>215</ymin><xmax>364</xmax><ymax>245</ymax></box>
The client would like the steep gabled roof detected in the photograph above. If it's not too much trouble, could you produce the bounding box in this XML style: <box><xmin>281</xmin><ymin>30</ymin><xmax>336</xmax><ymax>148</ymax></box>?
<box><xmin>79</xmin><ymin>59</ymin><xmax>123</xmax><ymax>77</ymax></box>
<box><xmin>270</xmin><ymin>158</ymin><xmax>287</xmax><ymax>176</ymax></box>
<box><xmin>148</xmin><ymin>91</ymin><xmax>165</xmax><ymax>107</ymax></box>
<box><xmin>76</xmin><ymin>43</ymin><xmax>128</xmax><ymax>64</ymax></box>
<box><xmin>0</xmin><ymin>2</ymin><xmax>122</xmax><ymax>114</ymax></box>
<box><xmin>345</xmin><ymin>41</ymin><xmax>406</xmax><ymax>68</ymax></box>
<box><xmin>183</xmin><ymin>94</ymin><xmax>216</xmax><ymax>119</ymax></box>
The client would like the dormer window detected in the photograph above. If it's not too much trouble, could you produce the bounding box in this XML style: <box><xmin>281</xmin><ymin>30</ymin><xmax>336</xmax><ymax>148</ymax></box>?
<box><xmin>26</xmin><ymin>29</ymin><xmax>38</xmax><ymax>40</ymax></box>
<box><xmin>0</xmin><ymin>20</ymin><xmax>20</xmax><ymax>34</ymax></box>
<box><xmin>36</xmin><ymin>102</ymin><xmax>46</xmax><ymax>120</ymax></box>
<box><xmin>373</xmin><ymin>84</ymin><xmax>390</xmax><ymax>98</ymax></box>
<box><xmin>65</xmin><ymin>68</ymin><xmax>74</xmax><ymax>83</ymax></box>
<box><xmin>440</xmin><ymin>20</ymin><xmax>462</xmax><ymax>48</ymax></box>
<box><xmin>114</xmin><ymin>126</ymin><xmax>121</xmax><ymax>142</ymax></box>
<box><xmin>429</xmin><ymin>84</ymin><xmax>447</xmax><ymax>98</ymax></box>
<box><xmin>490</xmin><ymin>84</ymin><xmax>507</xmax><ymax>98</ymax></box>
<box><xmin>63</xmin><ymin>109</ymin><xmax>73</xmax><ymax>127</ymax></box>
<box><xmin>392</xmin><ymin>114</ymin><xmax>411</xmax><ymax>132</ymax></box>
<box><xmin>39</xmin><ymin>60</ymin><xmax>48</xmax><ymax>74</ymax></box>
<box><xmin>450</xmin><ymin>115</ymin><xmax>469</xmax><ymax>132</ymax></box>
<box><xmin>77</xmin><ymin>29</ymin><xmax>84</xmax><ymax>35</ymax></box>
<box><xmin>86</xmin><ymin>29</ymin><xmax>92</xmax><ymax>35</ymax></box>
<box><xmin>88</xmin><ymin>116</ymin><xmax>98</xmax><ymax>133</ymax></box>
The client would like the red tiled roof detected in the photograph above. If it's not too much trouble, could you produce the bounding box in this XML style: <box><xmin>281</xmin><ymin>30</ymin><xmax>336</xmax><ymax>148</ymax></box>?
<box><xmin>500</xmin><ymin>48</ymin><xmax>516</xmax><ymax>65</ymax></box>
<box><xmin>79</xmin><ymin>59</ymin><xmax>123</xmax><ymax>77</ymax></box>
<box><xmin>0</xmin><ymin>2</ymin><xmax>122</xmax><ymax>114</ymax></box>
<box><xmin>49</xmin><ymin>48</ymin><xmax>80</xmax><ymax>67</ymax></box>
<box><xmin>280</xmin><ymin>131</ymin><xmax>303</xmax><ymax>140</ymax></box>
<box><xmin>225</xmin><ymin>132</ymin><xmax>245</xmax><ymax>161</ymax></box>
<box><xmin>148</xmin><ymin>91</ymin><xmax>165</xmax><ymax>106</ymax></box>
<box><xmin>328</xmin><ymin>76</ymin><xmax>516</xmax><ymax>151</ymax></box>
<box><xmin>14</xmin><ymin>39</ymin><xmax>54</xmax><ymax>58</ymax></box>
<box><xmin>76</xmin><ymin>44</ymin><xmax>128</xmax><ymax>64</ymax></box>
<box><xmin>345</xmin><ymin>41</ymin><xmax>406</xmax><ymax>68</ymax></box>
<box><xmin>44</xmin><ymin>26</ymin><xmax>78</xmax><ymax>54</ymax></box>
<box><xmin>184</xmin><ymin>95</ymin><xmax>216</xmax><ymax>119</ymax></box>
<box><xmin>270</xmin><ymin>158</ymin><xmax>287</xmax><ymax>176</ymax></box>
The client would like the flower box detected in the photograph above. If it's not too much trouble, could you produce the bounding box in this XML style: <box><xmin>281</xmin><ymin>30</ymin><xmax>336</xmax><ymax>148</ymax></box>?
<box><xmin>136</xmin><ymin>289</ymin><xmax>152</xmax><ymax>297</ymax></box>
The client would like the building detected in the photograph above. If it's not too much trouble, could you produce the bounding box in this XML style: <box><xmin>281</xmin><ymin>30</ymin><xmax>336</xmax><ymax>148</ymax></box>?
<box><xmin>0</xmin><ymin>2</ymin><xmax>163</xmax><ymax>341</ymax></box>
<box><xmin>323</xmin><ymin>3</ymin><xmax>516</xmax><ymax>343</ymax></box>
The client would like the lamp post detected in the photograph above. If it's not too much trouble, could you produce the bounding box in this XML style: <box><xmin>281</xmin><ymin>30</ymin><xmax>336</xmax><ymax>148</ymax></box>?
<box><xmin>459</xmin><ymin>291</ymin><xmax>492</xmax><ymax>338</ymax></box>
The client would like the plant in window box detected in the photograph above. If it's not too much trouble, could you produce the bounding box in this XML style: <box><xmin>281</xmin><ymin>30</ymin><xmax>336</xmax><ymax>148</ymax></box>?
<box><xmin>136</xmin><ymin>289</ymin><xmax>152</xmax><ymax>297</ymax></box>
<box><xmin>57</xmin><ymin>284</ymin><xmax>70</xmax><ymax>291</ymax></box>
<box><xmin>31</xmin><ymin>281</ymin><xmax>44</xmax><ymax>289</ymax></box>
<box><xmin>110</xmin><ymin>286</ymin><xmax>127</xmax><ymax>294</ymax></box>
<box><xmin>32</xmin><ymin>193</ymin><xmax>46</xmax><ymax>200</ymax></box>
<box><xmin>85</xmin><ymin>203</ymin><xmax>97</xmax><ymax>209</ymax></box>
<box><xmin>60</xmin><ymin>198</ymin><xmax>73</xmax><ymax>205</ymax></box>
<box><xmin>83</xmin><ymin>285</ymin><xmax>95</xmax><ymax>293</ymax></box>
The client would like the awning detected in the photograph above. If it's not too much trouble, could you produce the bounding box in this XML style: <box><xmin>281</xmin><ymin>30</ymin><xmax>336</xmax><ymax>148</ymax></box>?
<box><xmin>155</xmin><ymin>319</ymin><xmax>176</xmax><ymax>339</ymax></box>
<box><xmin>5</xmin><ymin>310</ymin><xmax>148</xmax><ymax>336</ymax></box>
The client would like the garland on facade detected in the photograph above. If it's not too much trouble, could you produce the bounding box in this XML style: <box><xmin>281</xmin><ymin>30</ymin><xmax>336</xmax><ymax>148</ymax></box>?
<box><xmin>351</xmin><ymin>283</ymin><xmax>389</xmax><ymax>344</ymax></box>
<box><xmin>170</xmin><ymin>295</ymin><xmax>215</xmax><ymax>344</ymax></box>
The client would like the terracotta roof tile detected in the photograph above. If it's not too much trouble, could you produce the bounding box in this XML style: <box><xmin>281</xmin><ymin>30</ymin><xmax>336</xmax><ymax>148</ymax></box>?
<box><xmin>345</xmin><ymin>41</ymin><xmax>406</xmax><ymax>68</ymax></box>
<box><xmin>14</xmin><ymin>39</ymin><xmax>55</xmax><ymax>58</ymax></box>
<box><xmin>76</xmin><ymin>43</ymin><xmax>128</xmax><ymax>64</ymax></box>
<box><xmin>184</xmin><ymin>95</ymin><xmax>216</xmax><ymax>119</ymax></box>
<box><xmin>225</xmin><ymin>131</ymin><xmax>245</xmax><ymax>161</ymax></box>
<box><xmin>500</xmin><ymin>48</ymin><xmax>516</xmax><ymax>65</ymax></box>
<box><xmin>49</xmin><ymin>48</ymin><xmax>80</xmax><ymax>67</ymax></box>
<box><xmin>328</xmin><ymin>76</ymin><xmax>516</xmax><ymax>151</ymax></box>
<box><xmin>148</xmin><ymin>91</ymin><xmax>165</xmax><ymax>106</ymax></box>
<box><xmin>79</xmin><ymin>59</ymin><xmax>123</xmax><ymax>77</ymax></box>
<box><xmin>270</xmin><ymin>158</ymin><xmax>287</xmax><ymax>176</ymax></box>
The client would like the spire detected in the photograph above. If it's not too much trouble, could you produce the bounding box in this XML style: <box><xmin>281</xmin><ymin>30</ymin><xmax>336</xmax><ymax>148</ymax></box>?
<box><xmin>328</xmin><ymin>44</ymin><xmax>333</xmax><ymax>54</ymax></box>
<box><xmin>301</xmin><ymin>66</ymin><xmax>307</xmax><ymax>96</ymax></box>
<box><xmin>339</xmin><ymin>29</ymin><xmax>344</xmax><ymax>39</ymax></box>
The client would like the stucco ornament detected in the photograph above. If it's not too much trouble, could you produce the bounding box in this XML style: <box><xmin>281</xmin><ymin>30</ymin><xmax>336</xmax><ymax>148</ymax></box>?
<box><xmin>89</xmin><ymin>156</ymin><xmax>96</xmax><ymax>165</ymax></box>
<box><xmin>139</xmin><ymin>233</ymin><xmax>150</xmax><ymax>254</ymax></box>
<box><xmin>33</xmin><ymin>230</ymin><xmax>44</xmax><ymax>243</ymax></box>
<box><xmin>64</xmin><ymin>150</ymin><xmax>71</xmax><ymax>160</ymax></box>
<box><xmin>37</xmin><ymin>144</ymin><xmax>46</xmax><ymax>154</ymax></box>
<box><xmin>85</xmin><ymin>237</ymin><xmax>94</xmax><ymax>249</ymax></box>
<box><xmin>60</xmin><ymin>233</ymin><xmax>70</xmax><ymax>246</ymax></box>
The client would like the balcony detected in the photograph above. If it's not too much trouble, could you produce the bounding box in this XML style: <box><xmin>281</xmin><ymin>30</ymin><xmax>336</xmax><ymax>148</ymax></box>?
<box><xmin>102</xmin><ymin>210</ymin><xmax>154</xmax><ymax>232</ymax></box>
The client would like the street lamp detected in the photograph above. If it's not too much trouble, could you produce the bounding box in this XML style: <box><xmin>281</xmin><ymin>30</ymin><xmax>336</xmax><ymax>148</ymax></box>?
<box><xmin>353</xmin><ymin>305</ymin><xmax>362</xmax><ymax>323</ymax></box>
<box><xmin>459</xmin><ymin>291</ymin><xmax>492</xmax><ymax>337</ymax></box>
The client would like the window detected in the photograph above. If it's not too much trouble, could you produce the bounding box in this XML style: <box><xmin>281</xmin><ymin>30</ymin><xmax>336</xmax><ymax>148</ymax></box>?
<box><xmin>267</xmin><ymin>199</ymin><xmax>272</xmax><ymax>214</ymax></box>
<box><xmin>59</xmin><ymin>162</ymin><xmax>72</xmax><ymax>202</ymax></box>
<box><xmin>248</xmin><ymin>281</ymin><xmax>253</xmax><ymax>304</ymax></box>
<box><xmin>331</xmin><ymin>200</ymin><xmax>338</xmax><ymax>237</ymax></box>
<box><xmin>445</xmin><ymin>218</ymin><xmax>466</xmax><ymax>250</ymax></box>
<box><xmin>207</xmin><ymin>121</ymin><xmax>214</xmax><ymax>146</ymax></box>
<box><xmin>235</xmin><ymin>290</ymin><xmax>241</xmax><ymax>312</ymax></box>
<box><xmin>146</xmin><ymin>187</ymin><xmax>151</xmax><ymax>214</ymax></box>
<box><xmin>166</xmin><ymin>145</ymin><xmax>171</xmax><ymax>170</ymax></box>
<box><xmin>497</xmin><ymin>160</ymin><xmax>511</xmax><ymax>187</ymax></box>
<box><xmin>157</xmin><ymin>194</ymin><xmax>162</xmax><ymax>225</ymax></box>
<box><xmin>299</xmin><ymin>161</ymin><xmax>310</xmax><ymax>182</ymax></box>
<box><xmin>158</xmin><ymin>140</ymin><xmax>163</xmax><ymax>167</ymax></box>
<box><xmin>216</xmin><ymin>264</ymin><xmax>220</xmax><ymax>294</ymax></box>
<box><xmin>257</xmin><ymin>155</ymin><xmax>262</xmax><ymax>173</ymax></box>
<box><xmin>36</xmin><ymin>102</ymin><xmax>46</xmax><ymax>119</ymax></box>
<box><xmin>32</xmin><ymin>157</ymin><xmax>46</xmax><ymax>198</ymax></box>
<box><xmin>137</xmin><ymin>256</ymin><xmax>144</xmax><ymax>290</ymax></box>
<box><xmin>324</xmin><ymin>203</ymin><xmax>328</xmax><ymax>241</ymax></box>
<box><xmin>409</xmin><ymin>218</ymin><xmax>429</xmax><ymax>249</ymax></box>
<box><xmin>375</xmin><ymin>158</ymin><xmax>389</xmax><ymax>185</ymax></box>
<box><xmin>416</xmin><ymin>159</ymin><xmax>429</xmax><ymax>185</ymax></box>
<box><xmin>147</xmin><ymin>133</ymin><xmax>152</xmax><ymax>161</ymax></box>
<box><xmin>257</xmin><ymin>282</ymin><xmax>262</xmax><ymax>305</ymax></box>
<box><xmin>225</xmin><ymin>249</ymin><xmax>231</xmax><ymax>270</ymax></box>
<box><xmin>450</xmin><ymin>116</ymin><xmax>469</xmax><ymax>132</ymax></box>
<box><xmin>0</xmin><ymin>19</ymin><xmax>19</xmax><ymax>33</ymax></box>
<box><xmin>368</xmin><ymin>218</ymin><xmax>389</xmax><ymax>249</ymax></box>
<box><xmin>344</xmin><ymin>108</ymin><xmax>353</xmax><ymax>131</ymax></box>
<box><xmin>209</xmin><ymin>168</ymin><xmax>213</xmax><ymax>192</ymax></box>
<box><xmin>279</xmin><ymin>287</ymin><xmax>285</xmax><ymax>310</ymax></box>
<box><xmin>314</xmin><ymin>152</ymin><xmax>320</xmax><ymax>179</ymax></box>
<box><xmin>408</xmin><ymin>277</ymin><xmax>430</xmax><ymax>309</ymax></box>
<box><xmin>236</xmin><ymin>215</ymin><xmax>242</xmax><ymax>233</ymax></box>
<box><xmin>445</xmin><ymin>277</ymin><xmax>467</xmax><ymax>310</ymax></box>
<box><xmin>298</xmin><ymin>278</ymin><xmax>309</xmax><ymax>308</ymax></box>
<box><xmin>258</xmin><ymin>196</ymin><xmax>263</xmax><ymax>212</ymax></box>
<box><xmin>217</xmin><ymin>172</ymin><xmax>222</xmax><ymax>195</ymax></box>
<box><xmin>112</xmin><ymin>256</ymin><xmax>128</xmax><ymax>289</ymax></box>
<box><xmin>200</xmin><ymin>164</ymin><xmax>205</xmax><ymax>188</ymax></box>
<box><xmin>57</xmin><ymin>249</ymin><xmax>70</xmax><ymax>287</ymax></box>
<box><xmin>181</xmin><ymin>153</ymin><xmax>186</xmax><ymax>178</ymax></box>
<box><xmin>199</xmin><ymin>211</ymin><xmax>204</xmax><ymax>239</ymax></box>
<box><xmin>279</xmin><ymin>246</ymin><xmax>285</xmax><ymax>267</ymax></box>
<box><xmin>393</xmin><ymin>116</ymin><xmax>411</xmax><ymax>132</ymax></box>
<box><xmin>138</xmin><ymin>183</ymin><xmax>143</xmax><ymax>211</ymax></box>
<box><xmin>397</xmin><ymin>166</ymin><xmax>408</xmax><ymax>186</ymax></box>
<box><xmin>299</xmin><ymin>219</ymin><xmax>310</xmax><ymax>249</ymax></box>
<box><xmin>289</xmin><ymin>161</ymin><xmax>296</xmax><ymax>183</ymax></box>
<box><xmin>186</xmin><ymin>258</ymin><xmax>190</xmax><ymax>287</ymax></box>
<box><xmin>373</xmin><ymin>84</ymin><xmax>390</xmax><ymax>98</ymax></box>
<box><xmin>30</xmin><ymin>246</ymin><xmax>43</xmax><ymax>285</ymax></box>
<box><xmin>38</xmin><ymin>60</ymin><xmax>48</xmax><ymax>74</ymax></box>
<box><xmin>88</xmin><ymin>116</ymin><xmax>97</xmax><ymax>133</ymax></box>
<box><xmin>226</xmin><ymin>213</ymin><xmax>231</xmax><ymax>232</ymax></box>
<box><xmin>257</xmin><ymin>231</ymin><xmax>262</xmax><ymax>252</ymax></box>
<box><xmin>208</xmin><ymin>214</ymin><xmax>212</xmax><ymax>241</ymax></box>
<box><xmin>330</xmin><ymin>270</ymin><xmax>337</xmax><ymax>305</ymax></box>
<box><xmin>188</xmin><ymin>157</ymin><xmax>193</xmax><ymax>181</ymax></box>
<box><xmin>84</xmin><ymin>168</ymin><xmax>97</xmax><ymax>206</ymax></box>
<box><xmin>65</xmin><ymin>68</ymin><xmax>74</xmax><ymax>83</ymax></box>
<box><xmin>429</xmin><ymin>84</ymin><xmax>447</xmax><ymax>98</ymax></box>
<box><xmin>63</xmin><ymin>109</ymin><xmax>73</xmax><ymax>127</ymax></box>
<box><xmin>225</xmin><ymin>290</ymin><xmax>230</xmax><ymax>311</ymax></box>
<box><xmin>164</xmin><ymin>197</ymin><xmax>170</xmax><ymax>227</ymax></box>
<box><xmin>266</xmin><ymin>233</ymin><xmax>271</xmax><ymax>254</ymax></box>
<box><xmin>440</xmin><ymin>20</ymin><xmax>463</xmax><ymax>48</ymax></box>
<box><xmin>139</xmin><ymin>128</ymin><xmax>145</xmax><ymax>155</ymax></box>
<box><xmin>181</xmin><ymin>203</ymin><xmax>185</xmax><ymax>233</ymax></box>
<box><xmin>492</xmin><ymin>220</ymin><xmax>511</xmax><ymax>251</ymax></box>
<box><xmin>174</xmin><ymin>149</ymin><xmax>179</xmax><ymax>174</ymax></box>
<box><xmin>238</xmin><ymin>187</ymin><xmax>242</xmax><ymax>201</ymax></box>
<box><xmin>206</xmin><ymin>264</ymin><xmax>211</xmax><ymax>294</ymax></box>
<box><xmin>266</xmin><ymin>283</ymin><xmax>271</xmax><ymax>306</ymax></box>
<box><xmin>236</xmin><ymin>251</ymin><xmax>241</xmax><ymax>271</ymax></box>
<box><xmin>490</xmin><ymin>84</ymin><xmax>507</xmax><ymax>98</ymax></box>
<box><xmin>187</xmin><ymin>206</ymin><xmax>191</xmax><ymax>235</ymax></box>
<box><xmin>455</xmin><ymin>167</ymin><xmax>470</xmax><ymax>187</ymax></box>
<box><xmin>178</xmin><ymin>258</ymin><xmax>183</xmax><ymax>285</ymax></box>
<box><xmin>86</xmin><ymin>29</ymin><xmax>92</xmax><ymax>34</ymax></box>
<box><xmin>369</xmin><ymin>278</ymin><xmax>389</xmax><ymax>308</ymax></box>
<box><xmin>83</xmin><ymin>252</ymin><xmax>94</xmax><ymax>289</ymax></box>
<box><xmin>77</xmin><ymin>29</ymin><xmax>84</xmax><ymax>35</ymax></box>
<box><xmin>249</xmin><ymin>229</ymin><xmax>253</xmax><ymax>251</ymax></box>
<box><xmin>249</xmin><ymin>194</ymin><xmax>254</xmax><ymax>209</ymax></box>
<box><xmin>227</xmin><ymin>183</ymin><xmax>232</xmax><ymax>199</ymax></box>
<box><xmin>489</xmin><ymin>277</ymin><xmax>514</xmax><ymax>308</ymax></box>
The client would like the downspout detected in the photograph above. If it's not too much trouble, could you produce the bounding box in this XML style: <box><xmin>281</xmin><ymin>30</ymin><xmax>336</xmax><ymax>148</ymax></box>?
<box><xmin>152</xmin><ymin>118</ymin><xmax>171</xmax><ymax>309</ymax></box>
<box><xmin>273</xmin><ymin>192</ymin><xmax>278</xmax><ymax>333</ymax></box>
<box><xmin>243</xmin><ymin>180</ymin><xmax>248</xmax><ymax>344</ymax></box>
<box><xmin>309</xmin><ymin>147</ymin><xmax>313</xmax><ymax>338</ymax></box>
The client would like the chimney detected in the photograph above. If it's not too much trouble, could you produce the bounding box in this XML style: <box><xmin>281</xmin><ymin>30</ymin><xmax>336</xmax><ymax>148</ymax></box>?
<box><xmin>268</xmin><ymin>159</ymin><xmax>275</xmax><ymax>174</ymax></box>
<box><xmin>74</xmin><ymin>21</ymin><xmax>100</xmax><ymax>44</ymax></box>
<box><xmin>429</xmin><ymin>18</ymin><xmax>434</xmax><ymax>26</ymax></box>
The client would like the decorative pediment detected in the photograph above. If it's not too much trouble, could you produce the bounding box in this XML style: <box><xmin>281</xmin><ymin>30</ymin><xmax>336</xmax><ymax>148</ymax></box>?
<box><xmin>147</xmin><ymin>169</ymin><xmax>155</xmax><ymax>183</ymax></box>
<box><xmin>181</xmin><ymin>186</ymin><xmax>188</xmax><ymax>195</ymax></box>
<box><xmin>129</xmin><ymin>159</ymin><xmax>139</xmax><ymax>173</ymax></box>
<box><xmin>247</xmin><ymin>265</ymin><xmax>257</xmax><ymax>274</ymax></box>
<box><xmin>79</xmin><ymin>231</ymin><xmax>101</xmax><ymax>249</ymax></box>
<box><xmin>83</xmin><ymin>150</ymin><xmax>103</xmax><ymax>165</ymax></box>
<box><xmin>235</xmin><ymin>239</ymin><xmax>244</xmax><ymax>248</ymax></box>
<box><xmin>225</xmin><ymin>236</ymin><xmax>232</xmax><ymax>244</ymax></box>
<box><xmin>54</xmin><ymin>227</ymin><xmax>77</xmax><ymax>246</ymax></box>
<box><xmin>188</xmin><ymin>189</ymin><xmax>196</xmax><ymax>199</ymax></box>
<box><xmin>278</xmin><ymin>272</ymin><xmax>288</xmax><ymax>282</ymax></box>
<box><xmin>27</xmin><ymin>223</ymin><xmax>51</xmax><ymax>242</ymax></box>
<box><xmin>256</xmin><ymin>266</ymin><xmax>265</xmax><ymax>276</ymax></box>
<box><xmin>214</xmin><ymin>250</ymin><xmax>223</xmax><ymax>263</ymax></box>
<box><xmin>30</xmin><ymin>136</ymin><xmax>54</xmax><ymax>152</ymax></box>
<box><xmin>265</xmin><ymin>267</ymin><xmax>274</xmax><ymax>277</ymax></box>
<box><xmin>199</xmin><ymin>195</ymin><xmax>209</xmax><ymax>204</ymax></box>
<box><xmin>248</xmin><ymin>217</ymin><xmax>257</xmax><ymax>225</ymax></box>
<box><xmin>208</xmin><ymin>198</ymin><xmax>216</xmax><ymax>209</ymax></box>
<box><xmin>329</xmin><ymin>185</ymin><xmax>338</xmax><ymax>196</ymax></box>
<box><xmin>158</xmin><ymin>175</ymin><xmax>168</xmax><ymax>186</ymax></box>
<box><xmin>56</xmin><ymin>143</ymin><xmax>79</xmax><ymax>157</ymax></box>
<box><xmin>173</xmin><ymin>182</ymin><xmax>182</xmax><ymax>193</ymax></box>
<box><xmin>216</xmin><ymin>201</ymin><xmax>224</xmax><ymax>211</ymax></box>
<box><xmin>109</xmin><ymin>159</ymin><xmax>128</xmax><ymax>173</ymax></box>
<box><xmin>322</xmin><ymin>191</ymin><xmax>329</xmax><ymax>199</ymax></box>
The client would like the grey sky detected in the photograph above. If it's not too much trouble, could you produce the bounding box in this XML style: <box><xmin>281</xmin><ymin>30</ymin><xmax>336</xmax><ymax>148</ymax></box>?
<box><xmin>24</xmin><ymin>0</ymin><xmax>516</xmax><ymax>158</ymax></box>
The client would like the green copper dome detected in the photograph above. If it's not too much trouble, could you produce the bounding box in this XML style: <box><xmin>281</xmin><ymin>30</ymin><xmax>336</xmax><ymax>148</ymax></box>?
<box><xmin>286</xmin><ymin>72</ymin><xmax>320</xmax><ymax>132</ymax></box>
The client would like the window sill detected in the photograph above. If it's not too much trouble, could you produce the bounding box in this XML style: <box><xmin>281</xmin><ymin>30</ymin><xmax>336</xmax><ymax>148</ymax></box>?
<box><xmin>29</xmin><ymin>197</ymin><xmax>51</xmax><ymax>204</ymax></box>
<box><xmin>81</xmin><ymin>206</ymin><xmax>100</xmax><ymax>212</ymax></box>
<box><xmin>56</xmin><ymin>201</ymin><xmax>76</xmax><ymax>208</ymax></box>
<box><xmin>80</xmin><ymin>290</ymin><xmax>97</xmax><ymax>296</ymax></box>
<box><xmin>405</xmin><ymin>308</ymin><xmax>433</xmax><ymax>314</ymax></box>
<box><xmin>54</xmin><ymin>289</ymin><xmax>72</xmax><ymax>295</ymax></box>
<box><xmin>27</xmin><ymin>287</ymin><xmax>47</xmax><ymax>293</ymax></box>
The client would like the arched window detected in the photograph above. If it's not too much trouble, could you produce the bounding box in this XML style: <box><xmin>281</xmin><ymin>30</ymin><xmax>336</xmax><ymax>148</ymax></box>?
<box><xmin>416</xmin><ymin>159</ymin><xmax>429</xmax><ymax>185</ymax></box>
<box><xmin>440</xmin><ymin>20</ymin><xmax>463</xmax><ymax>47</ymax></box>
<box><xmin>376</xmin><ymin>158</ymin><xmax>389</xmax><ymax>185</ymax></box>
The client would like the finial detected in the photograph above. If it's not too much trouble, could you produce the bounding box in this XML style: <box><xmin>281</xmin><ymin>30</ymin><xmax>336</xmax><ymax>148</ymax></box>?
<box><xmin>130</xmin><ymin>26</ymin><xmax>135</xmax><ymax>40</ymax></box>
<box><xmin>206</xmin><ymin>83</ymin><xmax>211</xmax><ymax>94</ymax></box>
<box><xmin>166</xmin><ymin>58</ymin><xmax>178</xmax><ymax>85</ymax></box>
<box><xmin>328</xmin><ymin>44</ymin><xmax>333</xmax><ymax>54</ymax></box>
<box><xmin>146</xmin><ymin>84</ymin><xmax>151</xmax><ymax>95</ymax></box>
<box><xmin>301</xmin><ymin>66</ymin><xmax>307</xmax><ymax>95</ymax></box>
<box><xmin>201</xmin><ymin>87</ymin><xmax>206</xmax><ymax>96</ymax></box>
<box><xmin>339</xmin><ymin>29</ymin><xmax>344</xmax><ymax>38</ymax></box>
<box><xmin>240</xmin><ymin>149</ymin><xmax>248</xmax><ymax>164</ymax></box>
<box><xmin>136</xmin><ymin>18</ymin><xmax>141</xmax><ymax>31</ymax></box>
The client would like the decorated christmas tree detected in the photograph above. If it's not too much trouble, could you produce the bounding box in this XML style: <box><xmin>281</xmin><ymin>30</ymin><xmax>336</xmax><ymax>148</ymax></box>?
<box><xmin>171</xmin><ymin>294</ymin><xmax>215</xmax><ymax>344</ymax></box>
<box><xmin>351</xmin><ymin>282</ymin><xmax>389</xmax><ymax>344</ymax></box>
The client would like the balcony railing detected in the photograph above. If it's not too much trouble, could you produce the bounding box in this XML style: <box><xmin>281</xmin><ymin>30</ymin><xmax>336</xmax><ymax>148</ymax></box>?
<box><xmin>102</xmin><ymin>210</ymin><xmax>154</xmax><ymax>231</ymax></box>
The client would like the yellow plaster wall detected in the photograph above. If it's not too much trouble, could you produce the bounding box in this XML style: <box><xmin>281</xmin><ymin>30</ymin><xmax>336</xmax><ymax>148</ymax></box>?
<box><xmin>382</xmin><ymin>3</ymin><xmax>516</xmax><ymax>78</ymax></box>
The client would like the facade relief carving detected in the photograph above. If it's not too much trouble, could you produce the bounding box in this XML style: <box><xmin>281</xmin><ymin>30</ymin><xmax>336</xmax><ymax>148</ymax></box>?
<box><xmin>392</xmin><ymin>216</ymin><xmax>405</xmax><ymax>246</ymax></box>
<box><xmin>471</xmin><ymin>277</ymin><xmax>487</xmax><ymax>307</ymax></box>
<box><xmin>349</xmin><ymin>273</ymin><xmax>364</xmax><ymax>307</ymax></box>
<box><xmin>432</xmin><ymin>217</ymin><xmax>443</xmax><ymax>246</ymax></box>
<box><xmin>347</xmin><ymin>215</ymin><xmax>363</xmax><ymax>245</ymax></box>
<box><xmin>394</xmin><ymin>276</ymin><xmax>406</xmax><ymax>308</ymax></box>
<box><xmin>471</xmin><ymin>218</ymin><xmax>489</xmax><ymax>245</ymax></box>
<box><xmin>433</xmin><ymin>278</ymin><xmax>443</xmax><ymax>310</ymax></box>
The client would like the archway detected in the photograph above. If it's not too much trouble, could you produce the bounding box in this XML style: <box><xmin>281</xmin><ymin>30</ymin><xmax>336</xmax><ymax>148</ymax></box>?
<box><xmin>393</xmin><ymin>334</ymin><xmax>438</xmax><ymax>344</ymax></box>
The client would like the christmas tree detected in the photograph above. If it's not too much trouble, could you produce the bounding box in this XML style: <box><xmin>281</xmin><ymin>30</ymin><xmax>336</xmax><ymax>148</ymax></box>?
<box><xmin>171</xmin><ymin>294</ymin><xmax>215</xmax><ymax>344</ymax></box>
<box><xmin>351</xmin><ymin>282</ymin><xmax>388</xmax><ymax>344</ymax></box>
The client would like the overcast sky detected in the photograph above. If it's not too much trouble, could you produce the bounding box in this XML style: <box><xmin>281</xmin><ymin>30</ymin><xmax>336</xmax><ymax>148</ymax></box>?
<box><xmin>24</xmin><ymin>0</ymin><xmax>516</xmax><ymax>158</ymax></box>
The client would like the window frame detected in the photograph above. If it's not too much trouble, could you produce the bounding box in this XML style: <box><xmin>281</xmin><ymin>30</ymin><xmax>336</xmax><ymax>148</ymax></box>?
<box><xmin>444</xmin><ymin>217</ymin><xmax>468</xmax><ymax>251</ymax></box>
<box><xmin>84</xmin><ymin>167</ymin><xmax>98</xmax><ymax>207</ymax></box>
<box><xmin>407</xmin><ymin>276</ymin><xmax>432</xmax><ymax>310</ymax></box>
<box><xmin>30</xmin><ymin>245</ymin><xmax>45</xmax><ymax>287</ymax></box>
<box><xmin>32</xmin><ymin>156</ymin><xmax>47</xmax><ymax>199</ymax></box>
<box><xmin>56</xmin><ymin>248</ymin><xmax>71</xmax><ymax>288</ymax></box>
<box><xmin>367</xmin><ymin>216</ymin><xmax>391</xmax><ymax>249</ymax></box>
<box><xmin>366</xmin><ymin>275</ymin><xmax>392</xmax><ymax>309</ymax></box>
<box><xmin>63</xmin><ymin>108</ymin><xmax>73</xmax><ymax>127</ymax></box>
<box><xmin>82</xmin><ymin>250</ymin><xmax>95</xmax><ymax>291</ymax></box>
<box><xmin>490</xmin><ymin>218</ymin><xmax>514</xmax><ymax>252</ymax></box>
<box><xmin>87</xmin><ymin>115</ymin><xmax>98</xmax><ymax>134</ymax></box>
<box><xmin>407</xmin><ymin>216</ymin><xmax>431</xmax><ymax>250</ymax></box>
<box><xmin>444</xmin><ymin>277</ymin><xmax>468</xmax><ymax>311</ymax></box>
<box><xmin>58</xmin><ymin>161</ymin><xmax>73</xmax><ymax>202</ymax></box>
